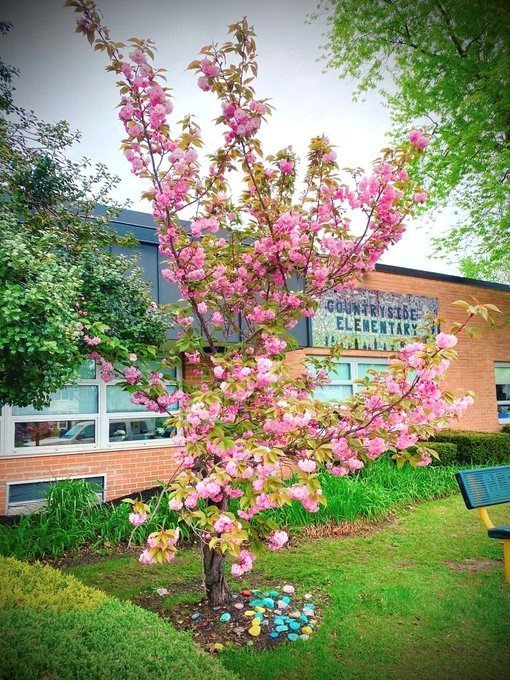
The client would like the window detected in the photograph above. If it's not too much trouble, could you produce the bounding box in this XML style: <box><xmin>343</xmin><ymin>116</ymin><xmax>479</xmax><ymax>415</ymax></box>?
<box><xmin>6</xmin><ymin>475</ymin><xmax>105</xmax><ymax>515</ymax></box>
<box><xmin>495</xmin><ymin>363</ymin><xmax>510</xmax><ymax>422</ymax></box>
<box><xmin>1</xmin><ymin>360</ymin><xmax>180</xmax><ymax>456</ymax></box>
<box><xmin>313</xmin><ymin>357</ymin><xmax>388</xmax><ymax>403</ymax></box>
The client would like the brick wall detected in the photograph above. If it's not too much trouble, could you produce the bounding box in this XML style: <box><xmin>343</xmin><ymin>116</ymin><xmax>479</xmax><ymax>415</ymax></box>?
<box><xmin>0</xmin><ymin>446</ymin><xmax>179</xmax><ymax>512</ymax></box>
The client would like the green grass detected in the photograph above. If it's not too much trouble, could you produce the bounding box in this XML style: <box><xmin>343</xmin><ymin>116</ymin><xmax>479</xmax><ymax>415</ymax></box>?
<box><xmin>67</xmin><ymin>494</ymin><xmax>510</xmax><ymax>680</ymax></box>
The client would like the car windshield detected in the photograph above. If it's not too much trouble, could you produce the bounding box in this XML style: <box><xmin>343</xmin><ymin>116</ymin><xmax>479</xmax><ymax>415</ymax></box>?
<box><xmin>63</xmin><ymin>423</ymin><xmax>83</xmax><ymax>439</ymax></box>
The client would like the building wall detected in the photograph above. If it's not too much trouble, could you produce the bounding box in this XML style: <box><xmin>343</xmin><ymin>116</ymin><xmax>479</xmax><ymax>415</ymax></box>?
<box><xmin>286</xmin><ymin>268</ymin><xmax>510</xmax><ymax>433</ymax></box>
<box><xmin>1</xmin><ymin>263</ymin><xmax>509</xmax><ymax>512</ymax></box>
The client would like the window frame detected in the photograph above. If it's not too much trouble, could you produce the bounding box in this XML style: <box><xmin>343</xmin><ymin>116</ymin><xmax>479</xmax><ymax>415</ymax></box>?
<box><xmin>495</xmin><ymin>362</ymin><xmax>510</xmax><ymax>424</ymax></box>
<box><xmin>5</xmin><ymin>473</ymin><xmax>106</xmax><ymax>515</ymax></box>
<box><xmin>312</xmin><ymin>356</ymin><xmax>389</xmax><ymax>403</ymax></box>
<box><xmin>0</xmin><ymin>360</ymin><xmax>181</xmax><ymax>457</ymax></box>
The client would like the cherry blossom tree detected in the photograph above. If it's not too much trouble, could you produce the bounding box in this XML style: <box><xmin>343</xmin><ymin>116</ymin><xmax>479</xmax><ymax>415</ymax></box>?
<box><xmin>68</xmin><ymin>1</ymin><xmax>491</xmax><ymax>606</ymax></box>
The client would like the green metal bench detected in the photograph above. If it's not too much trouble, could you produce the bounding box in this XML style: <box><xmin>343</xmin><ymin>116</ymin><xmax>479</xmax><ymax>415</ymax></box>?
<box><xmin>456</xmin><ymin>465</ymin><xmax>510</xmax><ymax>583</ymax></box>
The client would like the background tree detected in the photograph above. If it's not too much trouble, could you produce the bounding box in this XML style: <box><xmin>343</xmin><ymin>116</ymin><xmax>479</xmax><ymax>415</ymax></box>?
<box><xmin>314</xmin><ymin>0</ymin><xmax>510</xmax><ymax>282</ymax></box>
<box><xmin>70</xmin><ymin>1</ymin><xmax>490</xmax><ymax>608</ymax></box>
<box><xmin>0</xmin><ymin>24</ymin><xmax>167</xmax><ymax>409</ymax></box>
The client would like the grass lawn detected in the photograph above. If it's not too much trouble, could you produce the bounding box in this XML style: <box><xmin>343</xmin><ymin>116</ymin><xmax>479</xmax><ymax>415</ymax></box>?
<box><xmin>66</xmin><ymin>494</ymin><xmax>510</xmax><ymax>680</ymax></box>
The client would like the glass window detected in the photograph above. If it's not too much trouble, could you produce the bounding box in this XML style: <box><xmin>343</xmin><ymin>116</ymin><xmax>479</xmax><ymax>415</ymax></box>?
<box><xmin>108</xmin><ymin>416</ymin><xmax>174</xmax><ymax>442</ymax></box>
<box><xmin>9</xmin><ymin>476</ymin><xmax>104</xmax><ymax>504</ymax></box>
<box><xmin>78</xmin><ymin>360</ymin><xmax>97</xmax><ymax>380</ymax></box>
<box><xmin>14</xmin><ymin>420</ymin><xmax>96</xmax><ymax>448</ymax></box>
<box><xmin>495</xmin><ymin>363</ymin><xmax>510</xmax><ymax>422</ymax></box>
<box><xmin>106</xmin><ymin>384</ymin><xmax>178</xmax><ymax>414</ymax></box>
<box><xmin>12</xmin><ymin>386</ymin><xmax>98</xmax><ymax>417</ymax></box>
<box><xmin>312</xmin><ymin>357</ymin><xmax>387</xmax><ymax>404</ymax></box>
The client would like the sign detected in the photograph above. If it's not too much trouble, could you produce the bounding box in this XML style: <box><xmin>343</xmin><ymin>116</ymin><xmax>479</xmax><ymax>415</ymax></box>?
<box><xmin>311</xmin><ymin>288</ymin><xmax>439</xmax><ymax>351</ymax></box>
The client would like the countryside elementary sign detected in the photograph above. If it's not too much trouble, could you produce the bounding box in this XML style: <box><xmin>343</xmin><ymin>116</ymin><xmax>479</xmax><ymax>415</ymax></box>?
<box><xmin>311</xmin><ymin>288</ymin><xmax>439</xmax><ymax>351</ymax></box>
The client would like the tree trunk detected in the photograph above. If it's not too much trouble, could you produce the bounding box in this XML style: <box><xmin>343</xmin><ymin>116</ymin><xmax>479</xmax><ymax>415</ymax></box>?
<box><xmin>202</xmin><ymin>542</ymin><xmax>231</xmax><ymax>607</ymax></box>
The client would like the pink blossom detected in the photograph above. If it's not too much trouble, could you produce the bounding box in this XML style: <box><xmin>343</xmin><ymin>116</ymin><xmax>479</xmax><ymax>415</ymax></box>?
<box><xmin>415</xmin><ymin>192</ymin><xmax>427</xmax><ymax>204</ymax></box>
<box><xmin>169</xmin><ymin>498</ymin><xmax>184</xmax><ymax>512</ymax></box>
<box><xmin>139</xmin><ymin>549</ymin><xmax>155</xmax><ymax>565</ymax></box>
<box><xmin>436</xmin><ymin>333</ymin><xmax>458</xmax><ymax>349</ymax></box>
<box><xmin>268</xmin><ymin>530</ymin><xmax>289</xmax><ymax>551</ymax></box>
<box><xmin>408</xmin><ymin>130</ymin><xmax>430</xmax><ymax>150</ymax></box>
<box><xmin>298</xmin><ymin>459</ymin><xmax>317</xmax><ymax>473</ymax></box>
<box><xmin>279</xmin><ymin>159</ymin><xmax>294</xmax><ymax>175</ymax></box>
<box><xmin>129</xmin><ymin>512</ymin><xmax>147</xmax><ymax>527</ymax></box>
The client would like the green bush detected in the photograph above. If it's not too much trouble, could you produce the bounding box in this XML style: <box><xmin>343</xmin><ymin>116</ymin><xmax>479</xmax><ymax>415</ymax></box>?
<box><xmin>431</xmin><ymin>430</ymin><xmax>510</xmax><ymax>465</ymax></box>
<box><xmin>0</xmin><ymin>557</ymin><xmax>106</xmax><ymax>612</ymax></box>
<box><xmin>426</xmin><ymin>442</ymin><xmax>458</xmax><ymax>465</ymax></box>
<box><xmin>0</xmin><ymin>557</ymin><xmax>237</xmax><ymax>680</ymax></box>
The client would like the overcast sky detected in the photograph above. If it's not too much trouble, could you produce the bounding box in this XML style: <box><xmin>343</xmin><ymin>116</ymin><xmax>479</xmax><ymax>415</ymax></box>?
<box><xmin>2</xmin><ymin>0</ymin><xmax>458</xmax><ymax>275</ymax></box>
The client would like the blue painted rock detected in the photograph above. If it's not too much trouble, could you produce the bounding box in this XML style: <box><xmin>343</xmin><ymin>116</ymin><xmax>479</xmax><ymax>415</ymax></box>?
<box><xmin>219</xmin><ymin>612</ymin><xmax>231</xmax><ymax>623</ymax></box>
<box><xmin>275</xmin><ymin>625</ymin><xmax>289</xmax><ymax>633</ymax></box>
<box><xmin>273</xmin><ymin>617</ymin><xmax>285</xmax><ymax>627</ymax></box>
<box><xmin>254</xmin><ymin>612</ymin><xmax>264</xmax><ymax>621</ymax></box>
<box><xmin>191</xmin><ymin>613</ymin><xmax>201</xmax><ymax>620</ymax></box>
<box><xmin>281</xmin><ymin>596</ymin><xmax>291</xmax><ymax>605</ymax></box>
<box><xmin>289</xmin><ymin>621</ymin><xmax>301</xmax><ymax>631</ymax></box>
<box><xmin>299</xmin><ymin>615</ymin><xmax>309</xmax><ymax>624</ymax></box>
<box><xmin>262</xmin><ymin>597</ymin><xmax>275</xmax><ymax>609</ymax></box>
<box><xmin>302</xmin><ymin>608</ymin><xmax>314</xmax><ymax>617</ymax></box>
<box><xmin>288</xmin><ymin>633</ymin><xmax>299</xmax><ymax>641</ymax></box>
<box><xmin>268</xmin><ymin>590</ymin><xmax>280</xmax><ymax>598</ymax></box>
<box><xmin>249</xmin><ymin>599</ymin><xmax>265</xmax><ymax>608</ymax></box>
<box><xmin>269</xmin><ymin>631</ymin><xmax>279</xmax><ymax>639</ymax></box>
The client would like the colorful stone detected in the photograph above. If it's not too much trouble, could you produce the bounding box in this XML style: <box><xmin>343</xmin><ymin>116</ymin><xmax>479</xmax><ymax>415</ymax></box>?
<box><xmin>288</xmin><ymin>633</ymin><xmax>299</xmax><ymax>641</ymax></box>
<box><xmin>219</xmin><ymin>612</ymin><xmax>231</xmax><ymax>622</ymax></box>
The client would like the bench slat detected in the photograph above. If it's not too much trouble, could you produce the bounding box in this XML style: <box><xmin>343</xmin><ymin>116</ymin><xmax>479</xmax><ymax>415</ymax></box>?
<box><xmin>455</xmin><ymin>466</ymin><xmax>510</xmax><ymax>510</ymax></box>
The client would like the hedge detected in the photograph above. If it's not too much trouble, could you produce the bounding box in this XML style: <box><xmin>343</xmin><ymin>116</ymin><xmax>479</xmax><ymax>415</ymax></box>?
<box><xmin>0</xmin><ymin>557</ymin><xmax>237</xmax><ymax>680</ymax></box>
<box><xmin>431</xmin><ymin>431</ymin><xmax>510</xmax><ymax>465</ymax></box>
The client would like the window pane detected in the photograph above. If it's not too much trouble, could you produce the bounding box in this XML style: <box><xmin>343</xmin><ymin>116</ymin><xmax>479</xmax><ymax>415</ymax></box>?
<box><xmin>108</xmin><ymin>416</ymin><xmax>174</xmax><ymax>442</ymax></box>
<box><xmin>497</xmin><ymin>404</ymin><xmax>510</xmax><ymax>420</ymax></box>
<box><xmin>495</xmin><ymin>366</ymin><xmax>510</xmax><ymax>383</ymax></box>
<box><xmin>107</xmin><ymin>385</ymin><xmax>178</xmax><ymax>413</ymax></box>
<box><xmin>14</xmin><ymin>420</ymin><xmax>96</xmax><ymax>447</ymax></box>
<box><xmin>78</xmin><ymin>360</ymin><xmax>96</xmax><ymax>379</ymax></box>
<box><xmin>9</xmin><ymin>476</ymin><xmax>104</xmax><ymax>503</ymax></box>
<box><xmin>329</xmin><ymin>362</ymin><xmax>351</xmax><ymax>381</ymax></box>
<box><xmin>12</xmin><ymin>386</ymin><xmax>98</xmax><ymax>416</ymax></box>
<box><xmin>358</xmin><ymin>363</ymin><xmax>386</xmax><ymax>381</ymax></box>
<box><xmin>314</xmin><ymin>385</ymin><xmax>353</xmax><ymax>402</ymax></box>
<box><xmin>496</xmin><ymin>385</ymin><xmax>510</xmax><ymax>401</ymax></box>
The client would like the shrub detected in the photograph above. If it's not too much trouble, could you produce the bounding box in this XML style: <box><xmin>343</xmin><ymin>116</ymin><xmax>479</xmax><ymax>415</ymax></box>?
<box><xmin>0</xmin><ymin>557</ymin><xmax>106</xmax><ymax>613</ymax></box>
<box><xmin>426</xmin><ymin>442</ymin><xmax>458</xmax><ymax>465</ymax></box>
<box><xmin>0</xmin><ymin>557</ymin><xmax>237</xmax><ymax>680</ymax></box>
<box><xmin>501</xmin><ymin>424</ymin><xmax>510</xmax><ymax>435</ymax></box>
<box><xmin>0</xmin><ymin>480</ymin><xmax>193</xmax><ymax>561</ymax></box>
<box><xmin>431</xmin><ymin>431</ymin><xmax>510</xmax><ymax>465</ymax></box>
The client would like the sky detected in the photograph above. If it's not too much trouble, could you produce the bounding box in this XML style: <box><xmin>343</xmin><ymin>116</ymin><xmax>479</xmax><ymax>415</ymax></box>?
<box><xmin>2</xmin><ymin>0</ymin><xmax>458</xmax><ymax>275</ymax></box>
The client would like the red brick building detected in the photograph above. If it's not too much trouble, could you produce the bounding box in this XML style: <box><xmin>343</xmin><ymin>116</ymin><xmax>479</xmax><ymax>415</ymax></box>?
<box><xmin>1</xmin><ymin>209</ymin><xmax>509</xmax><ymax>514</ymax></box>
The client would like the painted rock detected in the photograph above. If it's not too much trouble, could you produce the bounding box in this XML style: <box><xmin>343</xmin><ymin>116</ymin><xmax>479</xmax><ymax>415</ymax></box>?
<box><xmin>310</xmin><ymin>620</ymin><xmax>317</xmax><ymax>626</ymax></box>
<box><xmin>274</xmin><ymin>609</ymin><xmax>282</xmax><ymax>616</ymax></box>
<box><xmin>212</xmin><ymin>643</ymin><xmax>224</xmax><ymax>652</ymax></box>
<box><xmin>251</xmin><ymin>589</ymin><xmax>262</xmax><ymax>595</ymax></box>
<box><xmin>262</xmin><ymin>597</ymin><xmax>275</xmax><ymax>609</ymax></box>
<box><xmin>254</xmin><ymin>606</ymin><xmax>265</xmax><ymax>613</ymax></box>
<box><xmin>277</xmin><ymin>600</ymin><xmax>288</xmax><ymax>610</ymax></box>
<box><xmin>234</xmin><ymin>602</ymin><xmax>244</xmax><ymax>610</ymax></box>
<box><xmin>288</xmin><ymin>633</ymin><xmax>299</xmax><ymax>642</ymax></box>
<box><xmin>304</xmin><ymin>593</ymin><xmax>313</xmax><ymax>600</ymax></box>
<box><xmin>282</xmin><ymin>585</ymin><xmax>295</xmax><ymax>595</ymax></box>
<box><xmin>269</xmin><ymin>631</ymin><xmax>279</xmax><ymax>639</ymax></box>
<box><xmin>302</xmin><ymin>608</ymin><xmax>314</xmax><ymax>617</ymax></box>
<box><xmin>268</xmin><ymin>590</ymin><xmax>280</xmax><ymax>598</ymax></box>
<box><xmin>289</xmin><ymin>610</ymin><xmax>301</xmax><ymax>619</ymax></box>
<box><xmin>248</xmin><ymin>626</ymin><xmax>261</xmax><ymax>637</ymax></box>
<box><xmin>241</xmin><ymin>589</ymin><xmax>251</xmax><ymax>597</ymax></box>
<box><xmin>156</xmin><ymin>587</ymin><xmax>169</xmax><ymax>597</ymax></box>
<box><xmin>246</xmin><ymin>641</ymin><xmax>254</xmax><ymax>647</ymax></box>
<box><xmin>289</xmin><ymin>621</ymin><xmax>301</xmax><ymax>631</ymax></box>
<box><xmin>305</xmin><ymin>603</ymin><xmax>315</xmax><ymax>610</ymax></box>
<box><xmin>219</xmin><ymin>612</ymin><xmax>231</xmax><ymax>623</ymax></box>
<box><xmin>254</xmin><ymin>612</ymin><xmax>264</xmax><ymax>621</ymax></box>
<box><xmin>281</xmin><ymin>596</ymin><xmax>291</xmax><ymax>605</ymax></box>
<box><xmin>300</xmin><ymin>634</ymin><xmax>310</xmax><ymax>641</ymax></box>
<box><xmin>274</xmin><ymin>617</ymin><xmax>285</xmax><ymax>627</ymax></box>
<box><xmin>191</xmin><ymin>613</ymin><xmax>201</xmax><ymax>620</ymax></box>
<box><xmin>261</xmin><ymin>619</ymin><xmax>269</xmax><ymax>626</ymax></box>
<box><xmin>275</xmin><ymin>625</ymin><xmax>289</xmax><ymax>633</ymax></box>
<box><xmin>249</xmin><ymin>599</ymin><xmax>265</xmax><ymax>608</ymax></box>
<box><xmin>299</xmin><ymin>615</ymin><xmax>309</xmax><ymax>624</ymax></box>
<box><xmin>233</xmin><ymin>626</ymin><xmax>245</xmax><ymax>635</ymax></box>
<box><xmin>301</xmin><ymin>626</ymin><xmax>313</xmax><ymax>635</ymax></box>
<box><xmin>244</xmin><ymin>610</ymin><xmax>256</xmax><ymax>617</ymax></box>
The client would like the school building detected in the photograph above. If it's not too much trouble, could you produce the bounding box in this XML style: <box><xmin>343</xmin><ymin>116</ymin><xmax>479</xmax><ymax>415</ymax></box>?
<box><xmin>1</xmin><ymin>208</ymin><xmax>509</xmax><ymax>514</ymax></box>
